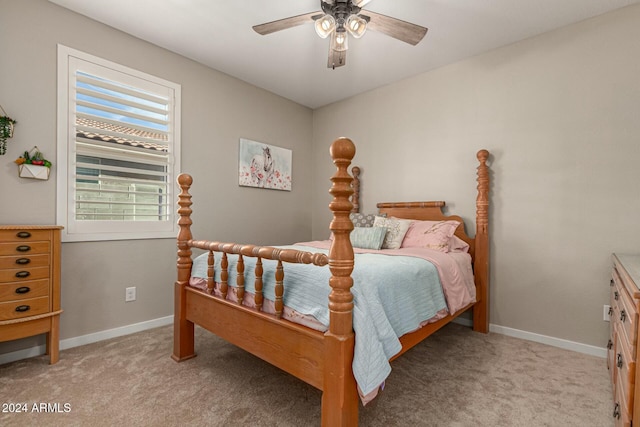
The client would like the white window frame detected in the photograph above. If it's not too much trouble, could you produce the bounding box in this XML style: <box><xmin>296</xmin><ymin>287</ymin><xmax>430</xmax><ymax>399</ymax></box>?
<box><xmin>57</xmin><ymin>45</ymin><xmax>181</xmax><ymax>242</ymax></box>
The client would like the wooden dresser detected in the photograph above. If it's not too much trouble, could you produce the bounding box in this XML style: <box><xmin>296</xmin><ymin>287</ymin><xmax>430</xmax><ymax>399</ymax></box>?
<box><xmin>608</xmin><ymin>253</ymin><xmax>640</xmax><ymax>426</ymax></box>
<box><xmin>0</xmin><ymin>225</ymin><xmax>63</xmax><ymax>364</ymax></box>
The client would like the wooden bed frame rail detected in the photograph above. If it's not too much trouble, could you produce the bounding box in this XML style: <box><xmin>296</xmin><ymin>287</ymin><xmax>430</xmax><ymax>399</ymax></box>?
<box><xmin>173</xmin><ymin>138</ymin><xmax>490</xmax><ymax>426</ymax></box>
<box><xmin>188</xmin><ymin>240</ymin><xmax>329</xmax><ymax>317</ymax></box>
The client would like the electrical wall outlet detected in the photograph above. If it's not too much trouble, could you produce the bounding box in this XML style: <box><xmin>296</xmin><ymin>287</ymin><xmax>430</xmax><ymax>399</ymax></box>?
<box><xmin>604</xmin><ymin>304</ymin><xmax>611</xmax><ymax>322</ymax></box>
<box><xmin>125</xmin><ymin>286</ymin><xmax>136</xmax><ymax>302</ymax></box>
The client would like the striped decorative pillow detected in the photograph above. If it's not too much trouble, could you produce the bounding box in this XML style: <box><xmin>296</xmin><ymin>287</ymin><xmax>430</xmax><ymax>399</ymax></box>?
<box><xmin>350</xmin><ymin>227</ymin><xmax>387</xmax><ymax>250</ymax></box>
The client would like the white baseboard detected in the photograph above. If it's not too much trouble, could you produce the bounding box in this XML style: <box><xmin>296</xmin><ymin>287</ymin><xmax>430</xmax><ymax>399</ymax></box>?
<box><xmin>452</xmin><ymin>318</ymin><xmax>607</xmax><ymax>358</ymax></box>
<box><xmin>2</xmin><ymin>315</ymin><xmax>606</xmax><ymax>365</ymax></box>
<box><xmin>0</xmin><ymin>315</ymin><xmax>174</xmax><ymax>366</ymax></box>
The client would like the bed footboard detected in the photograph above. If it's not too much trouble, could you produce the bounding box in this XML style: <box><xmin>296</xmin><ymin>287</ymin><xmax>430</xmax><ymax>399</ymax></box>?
<box><xmin>172</xmin><ymin>138</ymin><xmax>360</xmax><ymax>425</ymax></box>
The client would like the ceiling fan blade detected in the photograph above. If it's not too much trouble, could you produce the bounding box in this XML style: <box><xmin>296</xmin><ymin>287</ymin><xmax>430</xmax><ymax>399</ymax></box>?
<box><xmin>353</xmin><ymin>0</ymin><xmax>373</xmax><ymax>7</ymax></box>
<box><xmin>362</xmin><ymin>10</ymin><xmax>427</xmax><ymax>45</ymax></box>
<box><xmin>253</xmin><ymin>11</ymin><xmax>322</xmax><ymax>35</ymax></box>
<box><xmin>327</xmin><ymin>48</ymin><xmax>347</xmax><ymax>69</ymax></box>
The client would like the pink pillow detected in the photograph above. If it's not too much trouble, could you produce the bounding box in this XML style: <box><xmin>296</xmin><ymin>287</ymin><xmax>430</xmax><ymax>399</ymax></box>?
<box><xmin>401</xmin><ymin>220</ymin><xmax>460</xmax><ymax>252</ymax></box>
<box><xmin>449</xmin><ymin>235</ymin><xmax>470</xmax><ymax>253</ymax></box>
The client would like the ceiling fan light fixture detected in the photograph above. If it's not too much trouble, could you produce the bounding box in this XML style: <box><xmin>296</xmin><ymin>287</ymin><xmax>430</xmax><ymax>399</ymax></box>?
<box><xmin>346</xmin><ymin>14</ymin><xmax>367</xmax><ymax>39</ymax></box>
<box><xmin>252</xmin><ymin>0</ymin><xmax>429</xmax><ymax>70</ymax></box>
<box><xmin>314</xmin><ymin>14</ymin><xmax>336</xmax><ymax>39</ymax></box>
<box><xmin>330</xmin><ymin>29</ymin><xmax>348</xmax><ymax>52</ymax></box>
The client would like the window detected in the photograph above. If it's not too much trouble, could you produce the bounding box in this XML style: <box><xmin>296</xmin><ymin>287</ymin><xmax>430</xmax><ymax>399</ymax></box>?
<box><xmin>57</xmin><ymin>45</ymin><xmax>181</xmax><ymax>242</ymax></box>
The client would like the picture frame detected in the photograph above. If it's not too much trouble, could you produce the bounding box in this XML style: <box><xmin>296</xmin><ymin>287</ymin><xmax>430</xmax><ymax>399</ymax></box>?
<box><xmin>238</xmin><ymin>138</ymin><xmax>292</xmax><ymax>191</ymax></box>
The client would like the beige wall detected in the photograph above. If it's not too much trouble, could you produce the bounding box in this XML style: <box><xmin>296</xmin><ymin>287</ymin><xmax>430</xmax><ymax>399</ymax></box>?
<box><xmin>312</xmin><ymin>4</ymin><xmax>640</xmax><ymax>347</ymax></box>
<box><xmin>0</xmin><ymin>0</ymin><xmax>312</xmax><ymax>353</ymax></box>
<box><xmin>2</xmin><ymin>0</ymin><xmax>638</xmax><ymax>357</ymax></box>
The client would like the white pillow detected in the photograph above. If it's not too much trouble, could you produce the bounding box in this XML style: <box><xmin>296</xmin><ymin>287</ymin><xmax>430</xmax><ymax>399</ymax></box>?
<box><xmin>372</xmin><ymin>216</ymin><xmax>412</xmax><ymax>249</ymax></box>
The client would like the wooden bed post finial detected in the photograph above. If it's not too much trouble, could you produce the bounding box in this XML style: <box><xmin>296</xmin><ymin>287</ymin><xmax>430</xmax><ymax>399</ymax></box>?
<box><xmin>328</xmin><ymin>137</ymin><xmax>356</xmax><ymax>329</ymax></box>
<box><xmin>173</xmin><ymin>173</ymin><xmax>196</xmax><ymax>362</ymax></box>
<box><xmin>476</xmin><ymin>149</ymin><xmax>489</xmax><ymax>234</ymax></box>
<box><xmin>323</xmin><ymin>137</ymin><xmax>358</xmax><ymax>426</ymax></box>
<box><xmin>177</xmin><ymin>173</ymin><xmax>194</xmax><ymax>286</ymax></box>
<box><xmin>473</xmin><ymin>149</ymin><xmax>490</xmax><ymax>334</ymax></box>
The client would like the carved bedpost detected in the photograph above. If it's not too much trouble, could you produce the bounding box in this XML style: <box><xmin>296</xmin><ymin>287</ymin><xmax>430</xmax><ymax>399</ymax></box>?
<box><xmin>351</xmin><ymin>166</ymin><xmax>361</xmax><ymax>213</ymax></box>
<box><xmin>473</xmin><ymin>150</ymin><xmax>490</xmax><ymax>334</ymax></box>
<box><xmin>322</xmin><ymin>137</ymin><xmax>358</xmax><ymax>426</ymax></box>
<box><xmin>172</xmin><ymin>173</ymin><xmax>197</xmax><ymax>362</ymax></box>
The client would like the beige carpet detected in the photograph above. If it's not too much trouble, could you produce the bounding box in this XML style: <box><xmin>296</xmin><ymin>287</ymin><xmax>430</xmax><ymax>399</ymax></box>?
<box><xmin>0</xmin><ymin>323</ymin><xmax>612</xmax><ymax>426</ymax></box>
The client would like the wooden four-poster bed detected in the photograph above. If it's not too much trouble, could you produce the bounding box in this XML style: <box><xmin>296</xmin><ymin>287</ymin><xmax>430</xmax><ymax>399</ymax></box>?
<box><xmin>172</xmin><ymin>137</ymin><xmax>491</xmax><ymax>426</ymax></box>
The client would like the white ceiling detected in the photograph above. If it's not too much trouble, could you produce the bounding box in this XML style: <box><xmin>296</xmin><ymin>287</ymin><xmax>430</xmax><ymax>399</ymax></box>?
<box><xmin>49</xmin><ymin>0</ymin><xmax>640</xmax><ymax>109</ymax></box>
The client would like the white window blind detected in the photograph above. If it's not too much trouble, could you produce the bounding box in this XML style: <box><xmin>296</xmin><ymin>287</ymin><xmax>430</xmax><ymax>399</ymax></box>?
<box><xmin>57</xmin><ymin>46</ymin><xmax>181</xmax><ymax>242</ymax></box>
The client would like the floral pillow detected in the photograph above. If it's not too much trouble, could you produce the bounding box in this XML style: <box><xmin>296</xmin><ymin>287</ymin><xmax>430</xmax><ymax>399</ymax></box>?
<box><xmin>401</xmin><ymin>220</ymin><xmax>461</xmax><ymax>252</ymax></box>
<box><xmin>372</xmin><ymin>216</ymin><xmax>412</xmax><ymax>249</ymax></box>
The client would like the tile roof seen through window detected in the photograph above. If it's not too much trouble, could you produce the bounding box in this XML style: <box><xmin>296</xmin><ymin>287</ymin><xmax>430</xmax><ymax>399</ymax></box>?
<box><xmin>76</xmin><ymin>117</ymin><xmax>168</xmax><ymax>152</ymax></box>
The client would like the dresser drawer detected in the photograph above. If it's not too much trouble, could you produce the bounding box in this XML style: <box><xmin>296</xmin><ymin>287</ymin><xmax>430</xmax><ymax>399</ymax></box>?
<box><xmin>0</xmin><ymin>254</ymin><xmax>49</xmax><ymax>270</ymax></box>
<box><xmin>0</xmin><ymin>229</ymin><xmax>53</xmax><ymax>242</ymax></box>
<box><xmin>0</xmin><ymin>279</ymin><xmax>49</xmax><ymax>302</ymax></box>
<box><xmin>0</xmin><ymin>296</ymin><xmax>49</xmax><ymax>320</ymax></box>
<box><xmin>611</xmin><ymin>283</ymin><xmax>620</xmax><ymax>338</ymax></box>
<box><xmin>615</xmin><ymin>369</ymin><xmax>633</xmax><ymax>427</ymax></box>
<box><xmin>0</xmin><ymin>241</ymin><xmax>50</xmax><ymax>256</ymax></box>
<box><xmin>612</xmin><ymin>275</ymin><xmax>625</xmax><ymax>314</ymax></box>
<box><xmin>0</xmin><ymin>266</ymin><xmax>50</xmax><ymax>284</ymax></box>
<box><xmin>615</xmin><ymin>327</ymin><xmax>636</xmax><ymax>412</ymax></box>
<box><xmin>609</xmin><ymin>328</ymin><xmax>618</xmax><ymax>385</ymax></box>
<box><xmin>616</xmin><ymin>278</ymin><xmax>639</xmax><ymax>358</ymax></box>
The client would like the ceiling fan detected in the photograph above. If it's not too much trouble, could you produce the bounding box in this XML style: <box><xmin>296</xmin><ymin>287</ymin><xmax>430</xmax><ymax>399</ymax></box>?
<box><xmin>252</xmin><ymin>0</ymin><xmax>428</xmax><ymax>69</ymax></box>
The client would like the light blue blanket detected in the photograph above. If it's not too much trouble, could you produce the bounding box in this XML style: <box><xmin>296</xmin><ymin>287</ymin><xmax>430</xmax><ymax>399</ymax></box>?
<box><xmin>191</xmin><ymin>245</ymin><xmax>447</xmax><ymax>396</ymax></box>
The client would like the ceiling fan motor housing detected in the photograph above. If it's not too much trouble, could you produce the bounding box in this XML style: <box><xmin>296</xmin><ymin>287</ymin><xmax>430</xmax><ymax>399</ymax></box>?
<box><xmin>322</xmin><ymin>0</ymin><xmax>363</xmax><ymax>31</ymax></box>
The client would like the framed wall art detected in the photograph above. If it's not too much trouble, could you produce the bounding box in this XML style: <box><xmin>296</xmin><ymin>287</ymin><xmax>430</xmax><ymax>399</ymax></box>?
<box><xmin>238</xmin><ymin>138</ymin><xmax>292</xmax><ymax>191</ymax></box>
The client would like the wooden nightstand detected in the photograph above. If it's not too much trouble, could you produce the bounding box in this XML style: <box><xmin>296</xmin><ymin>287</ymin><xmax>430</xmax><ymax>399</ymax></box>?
<box><xmin>0</xmin><ymin>226</ymin><xmax>63</xmax><ymax>364</ymax></box>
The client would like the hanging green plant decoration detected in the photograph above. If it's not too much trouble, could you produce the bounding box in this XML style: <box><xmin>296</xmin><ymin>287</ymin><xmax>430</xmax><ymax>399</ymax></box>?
<box><xmin>0</xmin><ymin>115</ymin><xmax>17</xmax><ymax>156</ymax></box>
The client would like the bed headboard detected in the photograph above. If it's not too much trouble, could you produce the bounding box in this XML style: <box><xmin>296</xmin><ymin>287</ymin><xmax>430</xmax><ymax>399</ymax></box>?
<box><xmin>347</xmin><ymin>149</ymin><xmax>490</xmax><ymax>331</ymax></box>
<box><xmin>382</xmin><ymin>151</ymin><xmax>489</xmax><ymax>334</ymax></box>
<box><xmin>376</xmin><ymin>201</ymin><xmax>476</xmax><ymax>261</ymax></box>
<box><xmin>346</xmin><ymin>150</ymin><xmax>489</xmax><ymax>266</ymax></box>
